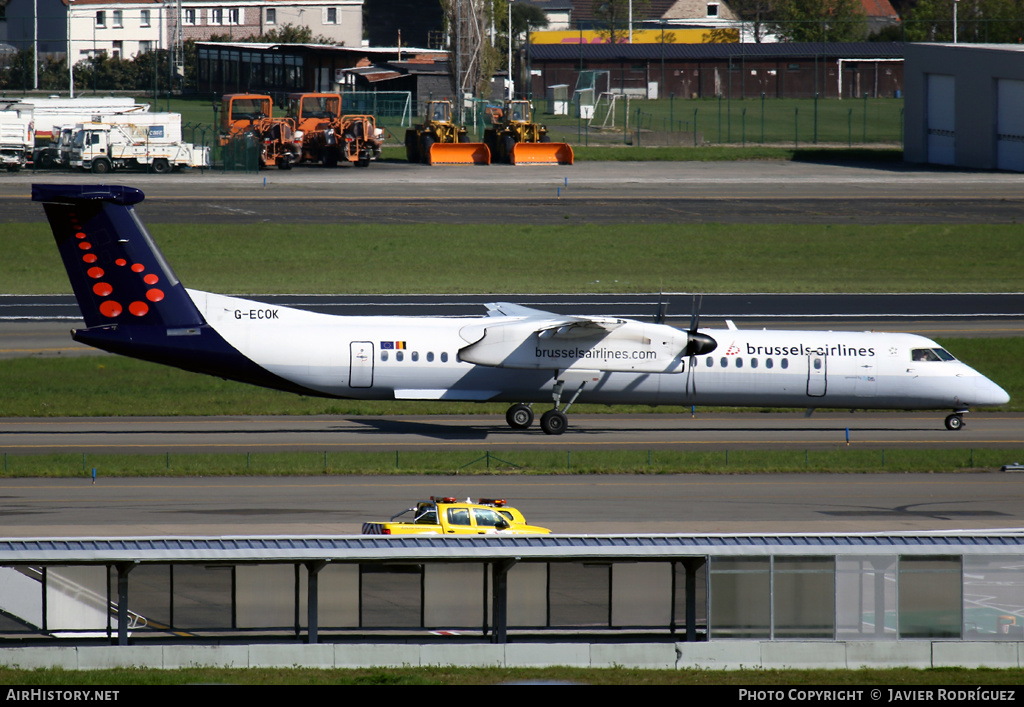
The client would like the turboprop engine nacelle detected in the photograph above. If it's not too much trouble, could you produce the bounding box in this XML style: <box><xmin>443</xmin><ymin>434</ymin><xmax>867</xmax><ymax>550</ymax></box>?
<box><xmin>458</xmin><ymin>319</ymin><xmax>690</xmax><ymax>373</ymax></box>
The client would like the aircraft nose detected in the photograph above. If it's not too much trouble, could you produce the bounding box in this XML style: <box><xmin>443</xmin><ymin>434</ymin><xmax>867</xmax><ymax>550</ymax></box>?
<box><xmin>975</xmin><ymin>375</ymin><xmax>1010</xmax><ymax>406</ymax></box>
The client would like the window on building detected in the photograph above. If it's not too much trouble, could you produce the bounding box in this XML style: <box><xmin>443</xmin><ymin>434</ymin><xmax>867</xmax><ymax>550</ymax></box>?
<box><xmin>184</xmin><ymin>8</ymin><xmax>196</xmax><ymax>25</ymax></box>
<box><xmin>112</xmin><ymin>10</ymin><xmax>122</xmax><ymax>27</ymax></box>
<box><xmin>229</xmin><ymin>8</ymin><xmax>241</xmax><ymax>25</ymax></box>
<box><xmin>112</xmin><ymin>40</ymin><xmax>123</xmax><ymax>58</ymax></box>
<box><xmin>95</xmin><ymin>11</ymin><xmax>106</xmax><ymax>27</ymax></box>
<box><xmin>140</xmin><ymin>9</ymin><xmax>150</xmax><ymax>27</ymax></box>
<box><xmin>707</xmin><ymin>3</ymin><xmax>719</xmax><ymax>17</ymax></box>
<box><xmin>265</xmin><ymin>8</ymin><xmax>276</xmax><ymax>24</ymax></box>
<box><xmin>324</xmin><ymin>7</ymin><xmax>338</xmax><ymax>24</ymax></box>
<box><xmin>211</xmin><ymin>8</ymin><xmax>224</xmax><ymax>25</ymax></box>
<box><xmin>139</xmin><ymin>40</ymin><xmax>153</xmax><ymax>54</ymax></box>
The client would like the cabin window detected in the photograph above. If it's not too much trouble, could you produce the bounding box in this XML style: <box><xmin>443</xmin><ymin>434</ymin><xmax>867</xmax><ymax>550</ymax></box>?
<box><xmin>380</xmin><ymin>350</ymin><xmax>388</xmax><ymax>361</ymax></box>
<box><xmin>441</xmin><ymin>352</ymin><xmax>449</xmax><ymax>362</ymax></box>
<box><xmin>912</xmin><ymin>348</ymin><xmax>954</xmax><ymax>362</ymax></box>
<box><xmin>411</xmin><ymin>351</ymin><xmax>419</xmax><ymax>362</ymax></box>
<box><xmin>766</xmin><ymin>358</ymin><xmax>773</xmax><ymax>369</ymax></box>
<box><xmin>813</xmin><ymin>358</ymin><xmax>822</xmax><ymax>370</ymax></box>
<box><xmin>781</xmin><ymin>358</ymin><xmax>789</xmax><ymax>369</ymax></box>
<box><xmin>447</xmin><ymin>508</ymin><xmax>471</xmax><ymax>526</ymax></box>
<box><xmin>427</xmin><ymin>352</ymin><xmax>434</xmax><ymax>362</ymax></box>
<box><xmin>473</xmin><ymin>508</ymin><xmax>504</xmax><ymax>527</ymax></box>
<box><xmin>736</xmin><ymin>358</ymin><xmax>743</xmax><ymax>368</ymax></box>
<box><xmin>396</xmin><ymin>351</ymin><xmax>404</xmax><ymax>362</ymax></box>
<box><xmin>751</xmin><ymin>358</ymin><xmax>758</xmax><ymax>369</ymax></box>
<box><xmin>720</xmin><ymin>357</ymin><xmax>728</xmax><ymax>368</ymax></box>
<box><xmin>706</xmin><ymin>357</ymin><xmax>713</xmax><ymax>367</ymax></box>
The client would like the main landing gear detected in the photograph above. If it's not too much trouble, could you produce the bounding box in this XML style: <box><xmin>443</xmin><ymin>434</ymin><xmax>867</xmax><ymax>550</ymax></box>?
<box><xmin>505</xmin><ymin>380</ymin><xmax>588</xmax><ymax>436</ymax></box>
<box><xmin>945</xmin><ymin>411</ymin><xmax>967</xmax><ymax>431</ymax></box>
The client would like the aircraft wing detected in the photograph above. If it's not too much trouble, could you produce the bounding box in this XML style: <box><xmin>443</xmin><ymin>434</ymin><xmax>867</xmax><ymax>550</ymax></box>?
<box><xmin>461</xmin><ymin>302</ymin><xmax>684</xmax><ymax>372</ymax></box>
<box><xmin>484</xmin><ymin>301</ymin><xmax>624</xmax><ymax>339</ymax></box>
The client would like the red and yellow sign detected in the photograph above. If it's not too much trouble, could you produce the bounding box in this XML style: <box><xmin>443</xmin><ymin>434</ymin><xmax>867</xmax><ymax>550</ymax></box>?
<box><xmin>529</xmin><ymin>28</ymin><xmax>739</xmax><ymax>45</ymax></box>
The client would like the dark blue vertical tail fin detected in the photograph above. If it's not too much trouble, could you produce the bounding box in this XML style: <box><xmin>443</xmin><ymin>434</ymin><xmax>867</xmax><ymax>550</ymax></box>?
<box><xmin>32</xmin><ymin>184</ymin><xmax>205</xmax><ymax>329</ymax></box>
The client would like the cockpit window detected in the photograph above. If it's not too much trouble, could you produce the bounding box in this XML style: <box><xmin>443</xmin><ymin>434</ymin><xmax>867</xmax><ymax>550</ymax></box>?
<box><xmin>911</xmin><ymin>348</ymin><xmax>956</xmax><ymax>362</ymax></box>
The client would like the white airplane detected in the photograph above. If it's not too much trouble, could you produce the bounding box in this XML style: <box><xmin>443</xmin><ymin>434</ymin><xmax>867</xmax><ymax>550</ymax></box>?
<box><xmin>34</xmin><ymin>184</ymin><xmax>1009</xmax><ymax>435</ymax></box>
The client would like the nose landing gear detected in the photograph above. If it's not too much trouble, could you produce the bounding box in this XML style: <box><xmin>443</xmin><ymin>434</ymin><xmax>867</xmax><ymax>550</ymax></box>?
<box><xmin>945</xmin><ymin>410</ymin><xmax>967</xmax><ymax>431</ymax></box>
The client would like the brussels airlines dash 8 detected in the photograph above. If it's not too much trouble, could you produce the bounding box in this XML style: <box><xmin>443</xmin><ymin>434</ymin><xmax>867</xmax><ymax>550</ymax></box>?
<box><xmin>34</xmin><ymin>184</ymin><xmax>1010</xmax><ymax>435</ymax></box>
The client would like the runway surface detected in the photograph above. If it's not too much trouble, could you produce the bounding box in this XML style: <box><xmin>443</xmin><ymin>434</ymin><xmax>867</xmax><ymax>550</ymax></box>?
<box><xmin>3</xmin><ymin>160</ymin><xmax>1024</xmax><ymax>224</ymax></box>
<box><xmin>1</xmin><ymin>471</ymin><xmax>1023</xmax><ymax>537</ymax></box>
<box><xmin>3</xmin><ymin>412</ymin><xmax>1021</xmax><ymax>454</ymax></box>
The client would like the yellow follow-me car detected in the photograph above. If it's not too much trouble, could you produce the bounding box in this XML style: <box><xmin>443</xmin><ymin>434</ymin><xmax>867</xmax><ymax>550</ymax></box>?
<box><xmin>362</xmin><ymin>497</ymin><xmax>551</xmax><ymax>535</ymax></box>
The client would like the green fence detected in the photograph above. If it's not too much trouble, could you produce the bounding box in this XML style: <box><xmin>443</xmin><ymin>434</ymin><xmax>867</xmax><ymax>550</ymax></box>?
<box><xmin>535</xmin><ymin>96</ymin><xmax>905</xmax><ymax>147</ymax></box>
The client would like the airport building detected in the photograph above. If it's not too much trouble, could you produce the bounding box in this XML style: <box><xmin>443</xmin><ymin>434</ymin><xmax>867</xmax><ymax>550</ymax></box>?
<box><xmin>903</xmin><ymin>43</ymin><xmax>1024</xmax><ymax>172</ymax></box>
<box><xmin>1</xmin><ymin>533</ymin><xmax>1022</xmax><ymax>668</ymax></box>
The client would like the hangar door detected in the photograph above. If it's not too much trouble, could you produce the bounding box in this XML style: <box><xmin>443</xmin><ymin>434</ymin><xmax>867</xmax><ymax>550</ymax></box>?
<box><xmin>997</xmin><ymin>79</ymin><xmax>1024</xmax><ymax>172</ymax></box>
<box><xmin>926</xmin><ymin>74</ymin><xmax>955</xmax><ymax>166</ymax></box>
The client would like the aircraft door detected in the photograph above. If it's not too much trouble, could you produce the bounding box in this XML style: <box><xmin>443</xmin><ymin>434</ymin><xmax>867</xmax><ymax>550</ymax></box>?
<box><xmin>349</xmin><ymin>341</ymin><xmax>374</xmax><ymax>388</ymax></box>
<box><xmin>806</xmin><ymin>355</ymin><xmax>826</xmax><ymax>397</ymax></box>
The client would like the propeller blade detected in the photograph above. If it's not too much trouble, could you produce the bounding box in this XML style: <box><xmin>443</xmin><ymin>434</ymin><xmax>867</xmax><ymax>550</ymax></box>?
<box><xmin>654</xmin><ymin>290</ymin><xmax>667</xmax><ymax>324</ymax></box>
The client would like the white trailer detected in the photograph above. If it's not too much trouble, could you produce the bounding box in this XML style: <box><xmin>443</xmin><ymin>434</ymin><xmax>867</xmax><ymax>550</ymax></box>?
<box><xmin>0</xmin><ymin>110</ymin><xmax>34</xmax><ymax>172</ymax></box>
<box><xmin>69</xmin><ymin>115</ymin><xmax>209</xmax><ymax>174</ymax></box>
<box><xmin>12</xmin><ymin>97</ymin><xmax>151</xmax><ymax>167</ymax></box>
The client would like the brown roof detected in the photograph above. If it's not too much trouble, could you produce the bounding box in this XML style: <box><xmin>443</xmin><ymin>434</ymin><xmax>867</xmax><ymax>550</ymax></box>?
<box><xmin>859</xmin><ymin>0</ymin><xmax>899</xmax><ymax>19</ymax></box>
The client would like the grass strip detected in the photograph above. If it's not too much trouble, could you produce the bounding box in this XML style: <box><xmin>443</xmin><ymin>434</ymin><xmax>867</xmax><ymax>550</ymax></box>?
<box><xmin>5</xmin><ymin>222</ymin><xmax>1024</xmax><ymax>295</ymax></box>
<box><xmin>2</xmin><ymin>447</ymin><xmax>1018</xmax><ymax>479</ymax></box>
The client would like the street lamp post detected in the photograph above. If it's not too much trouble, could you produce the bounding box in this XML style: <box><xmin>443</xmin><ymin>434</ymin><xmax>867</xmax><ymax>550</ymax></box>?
<box><xmin>507</xmin><ymin>0</ymin><xmax>513</xmax><ymax>99</ymax></box>
<box><xmin>953</xmin><ymin>0</ymin><xmax>959</xmax><ymax>43</ymax></box>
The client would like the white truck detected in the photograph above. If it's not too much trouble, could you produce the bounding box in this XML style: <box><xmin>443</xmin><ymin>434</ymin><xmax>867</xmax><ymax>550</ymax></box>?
<box><xmin>0</xmin><ymin>110</ymin><xmax>34</xmax><ymax>171</ymax></box>
<box><xmin>5</xmin><ymin>97</ymin><xmax>151</xmax><ymax>168</ymax></box>
<box><xmin>68</xmin><ymin>113</ymin><xmax>209</xmax><ymax>174</ymax></box>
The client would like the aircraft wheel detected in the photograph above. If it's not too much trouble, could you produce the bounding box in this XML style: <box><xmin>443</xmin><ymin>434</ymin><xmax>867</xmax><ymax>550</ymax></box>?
<box><xmin>945</xmin><ymin>414</ymin><xmax>965</xmax><ymax>431</ymax></box>
<box><xmin>540</xmin><ymin>409</ymin><xmax>567</xmax><ymax>436</ymax></box>
<box><xmin>506</xmin><ymin>404</ymin><xmax>534</xmax><ymax>430</ymax></box>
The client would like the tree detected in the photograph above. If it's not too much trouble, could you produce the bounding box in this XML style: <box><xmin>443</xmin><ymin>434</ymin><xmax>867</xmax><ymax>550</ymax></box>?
<box><xmin>593</xmin><ymin>0</ymin><xmax>651</xmax><ymax>44</ymax></box>
<box><xmin>441</xmin><ymin>0</ymin><xmax>502</xmax><ymax>103</ymax></box>
<box><xmin>770</xmin><ymin>0</ymin><xmax>867</xmax><ymax>42</ymax></box>
<box><xmin>255</xmin><ymin>23</ymin><xmax>336</xmax><ymax>45</ymax></box>
<box><xmin>901</xmin><ymin>0</ymin><xmax>1024</xmax><ymax>43</ymax></box>
<box><xmin>512</xmin><ymin>2</ymin><xmax>549</xmax><ymax>38</ymax></box>
<box><xmin>730</xmin><ymin>0</ymin><xmax>780</xmax><ymax>43</ymax></box>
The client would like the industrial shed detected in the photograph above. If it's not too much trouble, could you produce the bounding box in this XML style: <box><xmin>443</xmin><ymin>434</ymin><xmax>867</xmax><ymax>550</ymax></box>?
<box><xmin>525</xmin><ymin>42</ymin><xmax>905</xmax><ymax>100</ymax></box>
<box><xmin>903</xmin><ymin>43</ymin><xmax>1024</xmax><ymax>171</ymax></box>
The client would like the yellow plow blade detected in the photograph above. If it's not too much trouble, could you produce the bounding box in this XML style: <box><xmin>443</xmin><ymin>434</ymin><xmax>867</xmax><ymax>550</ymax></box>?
<box><xmin>427</xmin><ymin>143</ymin><xmax>491</xmax><ymax>165</ymax></box>
<box><xmin>510</xmin><ymin>142</ymin><xmax>574</xmax><ymax>166</ymax></box>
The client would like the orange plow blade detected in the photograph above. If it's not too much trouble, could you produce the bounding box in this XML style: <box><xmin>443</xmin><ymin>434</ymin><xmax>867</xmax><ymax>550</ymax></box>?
<box><xmin>510</xmin><ymin>142</ymin><xmax>574</xmax><ymax>166</ymax></box>
<box><xmin>427</xmin><ymin>143</ymin><xmax>491</xmax><ymax>165</ymax></box>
